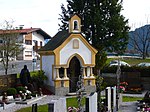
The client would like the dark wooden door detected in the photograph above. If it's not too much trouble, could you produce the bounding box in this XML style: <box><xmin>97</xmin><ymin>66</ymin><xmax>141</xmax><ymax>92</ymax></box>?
<box><xmin>68</xmin><ymin>57</ymin><xmax>81</xmax><ymax>92</ymax></box>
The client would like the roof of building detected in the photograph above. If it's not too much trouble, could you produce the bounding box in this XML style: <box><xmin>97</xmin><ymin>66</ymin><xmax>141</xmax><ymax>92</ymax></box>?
<box><xmin>39</xmin><ymin>30</ymin><xmax>70</xmax><ymax>51</ymax></box>
<box><xmin>69</xmin><ymin>13</ymin><xmax>82</xmax><ymax>19</ymax></box>
<box><xmin>0</xmin><ymin>28</ymin><xmax>51</xmax><ymax>39</ymax></box>
<box><xmin>39</xmin><ymin>29</ymin><xmax>97</xmax><ymax>53</ymax></box>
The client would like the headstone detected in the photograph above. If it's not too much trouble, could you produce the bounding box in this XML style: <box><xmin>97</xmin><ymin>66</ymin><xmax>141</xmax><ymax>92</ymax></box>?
<box><xmin>48</xmin><ymin>103</ymin><xmax>54</xmax><ymax>112</ymax></box>
<box><xmin>48</xmin><ymin>98</ymin><xmax>67</xmax><ymax>112</ymax></box>
<box><xmin>111</xmin><ymin>86</ymin><xmax>116</xmax><ymax>112</ymax></box>
<box><xmin>106</xmin><ymin>87</ymin><xmax>111</xmax><ymax>112</ymax></box>
<box><xmin>112</xmin><ymin>86</ymin><xmax>117</xmax><ymax>111</ymax></box>
<box><xmin>86</xmin><ymin>92</ymin><xmax>97</xmax><ymax>112</ymax></box>
<box><xmin>111</xmin><ymin>87</ymin><xmax>113</xmax><ymax>111</ymax></box>
<box><xmin>32</xmin><ymin>103</ymin><xmax>37</xmax><ymax>112</ymax></box>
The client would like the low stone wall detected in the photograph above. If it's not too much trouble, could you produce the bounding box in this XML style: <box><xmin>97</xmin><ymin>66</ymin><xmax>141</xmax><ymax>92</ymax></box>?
<box><xmin>102</xmin><ymin>73</ymin><xmax>117</xmax><ymax>86</ymax></box>
<box><xmin>0</xmin><ymin>74</ymin><xmax>17</xmax><ymax>94</ymax></box>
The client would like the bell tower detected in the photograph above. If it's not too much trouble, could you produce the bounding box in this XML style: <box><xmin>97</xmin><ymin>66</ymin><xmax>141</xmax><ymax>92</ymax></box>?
<box><xmin>69</xmin><ymin>14</ymin><xmax>81</xmax><ymax>33</ymax></box>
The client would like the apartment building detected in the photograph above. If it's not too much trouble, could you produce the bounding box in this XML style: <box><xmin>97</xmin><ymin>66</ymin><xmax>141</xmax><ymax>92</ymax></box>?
<box><xmin>0</xmin><ymin>28</ymin><xmax>51</xmax><ymax>60</ymax></box>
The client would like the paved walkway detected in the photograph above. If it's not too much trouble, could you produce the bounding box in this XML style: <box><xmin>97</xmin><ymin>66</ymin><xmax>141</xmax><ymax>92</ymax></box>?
<box><xmin>119</xmin><ymin>91</ymin><xmax>148</xmax><ymax>112</ymax></box>
<box><xmin>119</xmin><ymin>101</ymin><xmax>137</xmax><ymax>112</ymax></box>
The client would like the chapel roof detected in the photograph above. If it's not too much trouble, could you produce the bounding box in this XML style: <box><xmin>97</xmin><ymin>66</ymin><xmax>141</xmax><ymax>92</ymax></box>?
<box><xmin>38</xmin><ymin>29</ymin><xmax>97</xmax><ymax>53</ymax></box>
<box><xmin>39</xmin><ymin>30</ymin><xmax>71</xmax><ymax>51</ymax></box>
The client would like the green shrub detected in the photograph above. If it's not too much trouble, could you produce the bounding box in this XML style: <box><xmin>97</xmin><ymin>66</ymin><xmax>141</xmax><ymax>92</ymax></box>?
<box><xmin>16</xmin><ymin>86</ymin><xmax>26</xmax><ymax>93</ymax></box>
<box><xmin>31</xmin><ymin>70</ymin><xmax>47</xmax><ymax>87</ymax></box>
<box><xmin>101</xmin><ymin>66</ymin><xmax>150</xmax><ymax>76</ymax></box>
<box><xmin>101</xmin><ymin>82</ymin><xmax>108</xmax><ymax>90</ymax></box>
<box><xmin>7</xmin><ymin>88</ymin><xmax>17</xmax><ymax>96</ymax></box>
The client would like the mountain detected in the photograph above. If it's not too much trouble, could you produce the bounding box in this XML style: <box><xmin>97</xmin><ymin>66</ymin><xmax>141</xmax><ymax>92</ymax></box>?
<box><xmin>127</xmin><ymin>24</ymin><xmax>150</xmax><ymax>58</ymax></box>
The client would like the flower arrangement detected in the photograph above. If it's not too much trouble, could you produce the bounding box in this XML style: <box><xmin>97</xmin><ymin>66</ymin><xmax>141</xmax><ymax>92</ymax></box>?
<box><xmin>120</xmin><ymin>82</ymin><xmax>128</xmax><ymax>87</ymax></box>
<box><xmin>119</xmin><ymin>82</ymin><xmax>128</xmax><ymax>93</ymax></box>
<box><xmin>119</xmin><ymin>86</ymin><xmax>126</xmax><ymax>93</ymax></box>
<box><xmin>68</xmin><ymin>107</ymin><xmax>79</xmax><ymax>112</ymax></box>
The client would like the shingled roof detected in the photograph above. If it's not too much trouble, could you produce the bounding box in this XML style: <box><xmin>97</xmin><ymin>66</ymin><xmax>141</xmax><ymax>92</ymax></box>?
<box><xmin>0</xmin><ymin>28</ymin><xmax>51</xmax><ymax>39</ymax></box>
<box><xmin>39</xmin><ymin>30</ymin><xmax>70</xmax><ymax>51</ymax></box>
<box><xmin>39</xmin><ymin>29</ymin><xmax>97</xmax><ymax>53</ymax></box>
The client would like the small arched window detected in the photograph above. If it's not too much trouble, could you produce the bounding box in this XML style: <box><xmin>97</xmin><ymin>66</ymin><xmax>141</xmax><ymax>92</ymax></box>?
<box><xmin>73</xmin><ymin>20</ymin><xmax>78</xmax><ymax>30</ymax></box>
<box><xmin>73</xmin><ymin>39</ymin><xmax>79</xmax><ymax>49</ymax></box>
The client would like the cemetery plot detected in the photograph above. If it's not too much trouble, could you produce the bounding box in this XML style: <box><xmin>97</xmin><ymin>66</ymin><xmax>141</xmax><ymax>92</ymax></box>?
<box><xmin>137</xmin><ymin>91</ymin><xmax>150</xmax><ymax>111</ymax></box>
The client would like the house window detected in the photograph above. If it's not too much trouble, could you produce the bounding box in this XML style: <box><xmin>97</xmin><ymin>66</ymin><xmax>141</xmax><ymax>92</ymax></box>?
<box><xmin>73</xmin><ymin>39</ymin><xmax>79</xmax><ymax>49</ymax></box>
<box><xmin>33</xmin><ymin>41</ymin><xmax>38</xmax><ymax>51</ymax></box>
<box><xmin>73</xmin><ymin>20</ymin><xmax>78</xmax><ymax>30</ymax></box>
<box><xmin>40</xmin><ymin>41</ymin><xmax>42</xmax><ymax>47</ymax></box>
<box><xmin>25</xmin><ymin>40</ymin><xmax>32</xmax><ymax>45</ymax></box>
<box><xmin>0</xmin><ymin>39</ymin><xmax>3</xmax><ymax>43</ymax></box>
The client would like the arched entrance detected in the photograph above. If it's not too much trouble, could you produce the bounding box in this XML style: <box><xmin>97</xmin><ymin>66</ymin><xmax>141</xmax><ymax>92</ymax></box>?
<box><xmin>68</xmin><ymin>56</ymin><xmax>81</xmax><ymax>92</ymax></box>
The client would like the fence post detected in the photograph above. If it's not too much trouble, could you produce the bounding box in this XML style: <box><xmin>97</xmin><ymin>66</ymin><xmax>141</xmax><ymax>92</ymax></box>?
<box><xmin>32</xmin><ymin>103</ymin><xmax>37</xmax><ymax>112</ymax></box>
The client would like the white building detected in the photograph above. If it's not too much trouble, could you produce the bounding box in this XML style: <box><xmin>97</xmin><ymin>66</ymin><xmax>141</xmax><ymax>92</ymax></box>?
<box><xmin>38</xmin><ymin>14</ymin><xmax>98</xmax><ymax>96</ymax></box>
<box><xmin>0</xmin><ymin>28</ymin><xmax>51</xmax><ymax>60</ymax></box>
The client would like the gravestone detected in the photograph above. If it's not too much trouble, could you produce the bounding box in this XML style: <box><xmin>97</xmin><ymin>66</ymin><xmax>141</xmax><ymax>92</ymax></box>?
<box><xmin>32</xmin><ymin>103</ymin><xmax>37</xmax><ymax>112</ymax></box>
<box><xmin>112</xmin><ymin>86</ymin><xmax>117</xmax><ymax>112</ymax></box>
<box><xmin>48</xmin><ymin>103</ymin><xmax>54</xmax><ymax>112</ymax></box>
<box><xmin>106</xmin><ymin>87</ymin><xmax>111</xmax><ymax>112</ymax></box>
<box><xmin>86</xmin><ymin>92</ymin><xmax>97</xmax><ymax>112</ymax></box>
<box><xmin>48</xmin><ymin>98</ymin><xmax>66</xmax><ymax>112</ymax></box>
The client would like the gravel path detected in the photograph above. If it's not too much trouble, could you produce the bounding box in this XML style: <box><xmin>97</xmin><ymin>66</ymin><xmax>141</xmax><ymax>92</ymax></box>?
<box><xmin>1</xmin><ymin>95</ymin><xmax>62</xmax><ymax>112</ymax></box>
<box><xmin>119</xmin><ymin>101</ymin><xmax>137</xmax><ymax>112</ymax></box>
<box><xmin>119</xmin><ymin>91</ymin><xmax>147</xmax><ymax>112</ymax></box>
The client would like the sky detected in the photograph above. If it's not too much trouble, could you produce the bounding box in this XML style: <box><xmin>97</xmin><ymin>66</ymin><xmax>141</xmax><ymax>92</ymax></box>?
<box><xmin>0</xmin><ymin>0</ymin><xmax>150</xmax><ymax>36</ymax></box>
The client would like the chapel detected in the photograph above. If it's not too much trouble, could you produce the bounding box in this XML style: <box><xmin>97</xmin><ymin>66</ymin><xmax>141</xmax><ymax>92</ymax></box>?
<box><xmin>38</xmin><ymin>14</ymin><xmax>98</xmax><ymax>96</ymax></box>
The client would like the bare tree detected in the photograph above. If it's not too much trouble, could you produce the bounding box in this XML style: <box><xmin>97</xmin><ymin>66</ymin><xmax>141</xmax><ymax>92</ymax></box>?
<box><xmin>129</xmin><ymin>25</ymin><xmax>150</xmax><ymax>59</ymax></box>
<box><xmin>0</xmin><ymin>20</ymin><xmax>23</xmax><ymax>85</ymax></box>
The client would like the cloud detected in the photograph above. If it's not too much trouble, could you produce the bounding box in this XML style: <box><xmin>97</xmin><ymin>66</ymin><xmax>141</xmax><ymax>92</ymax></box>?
<box><xmin>122</xmin><ymin>0</ymin><xmax>150</xmax><ymax>30</ymax></box>
<box><xmin>0</xmin><ymin>0</ymin><xmax>66</xmax><ymax>36</ymax></box>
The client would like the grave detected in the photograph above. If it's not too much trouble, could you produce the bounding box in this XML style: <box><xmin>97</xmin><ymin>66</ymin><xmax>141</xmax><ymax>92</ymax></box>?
<box><xmin>137</xmin><ymin>91</ymin><xmax>150</xmax><ymax>111</ymax></box>
<box><xmin>47</xmin><ymin>98</ymin><xmax>67</xmax><ymax>112</ymax></box>
<box><xmin>106</xmin><ymin>87</ymin><xmax>111</xmax><ymax>112</ymax></box>
<box><xmin>15</xmin><ymin>95</ymin><xmax>47</xmax><ymax>104</ymax></box>
<box><xmin>0</xmin><ymin>102</ymin><xmax>15</xmax><ymax>111</ymax></box>
<box><xmin>0</xmin><ymin>95</ymin><xmax>16</xmax><ymax>111</ymax></box>
<box><xmin>86</xmin><ymin>92</ymin><xmax>97</xmax><ymax>112</ymax></box>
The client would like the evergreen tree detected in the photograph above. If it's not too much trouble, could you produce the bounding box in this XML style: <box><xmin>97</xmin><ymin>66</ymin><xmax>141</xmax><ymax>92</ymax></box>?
<box><xmin>59</xmin><ymin>0</ymin><xmax>130</xmax><ymax>54</ymax></box>
<box><xmin>59</xmin><ymin>1</ymin><xmax>129</xmax><ymax>111</ymax></box>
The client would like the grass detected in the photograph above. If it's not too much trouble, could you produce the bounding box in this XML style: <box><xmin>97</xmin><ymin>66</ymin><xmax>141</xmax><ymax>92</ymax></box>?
<box><xmin>16</xmin><ymin>104</ymin><xmax>48</xmax><ymax>112</ymax></box>
<box><xmin>66</xmin><ymin>97</ymin><xmax>86</xmax><ymax>108</ymax></box>
<box><xmin>15</xmin><ymin>96</ymin><xmax>143</xmax><ymax>111</ymax></box>
<box><xmin>106</xmin><ymin>58</ymin><xmax>150</xmax><ymax>66</ymax></box>
<box><xmin>122</xmin><ymin>58</ymin><xmax>150</xmax><ymax>66</ymax></box>
<box><xmin>123</xmin><ymin>96</ymin><xmax>143</xmax><ymax>102</ymax></box>
<box><xmin>15</xmin><ymin>97</ymin><xmax>86</xmax><ymax>112</ymax></box>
